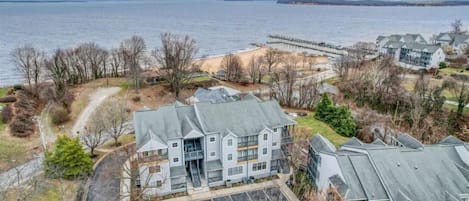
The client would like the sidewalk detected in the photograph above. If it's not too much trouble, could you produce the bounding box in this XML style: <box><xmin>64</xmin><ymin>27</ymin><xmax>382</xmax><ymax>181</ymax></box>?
<box><xmin>164</xmin><ymin>173</ymin><xmax>299</xmax><ymax>201</ymax></box>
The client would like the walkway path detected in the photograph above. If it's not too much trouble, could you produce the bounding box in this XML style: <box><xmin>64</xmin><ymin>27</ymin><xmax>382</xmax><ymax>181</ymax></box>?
<box><xmin>72</xmin><ymin>87</ymin><xmax>121</xmax><ymax>136</ymax></box>
<box><xmin>0</xmin><ymin>87</ymin><xmax>121</xmax><ymax>190</ymax></box>
<box><xmin>165</xmin><ymin>173</ymin><xmax>298</xmax><ymax>201</ymax></box>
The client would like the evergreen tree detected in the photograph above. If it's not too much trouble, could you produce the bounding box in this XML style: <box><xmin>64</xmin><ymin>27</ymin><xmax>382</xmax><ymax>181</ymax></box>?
<box><xmin>44</xmin><ymin>135</ymin><xmax>93</xmax><ymax>180</ymax></box>
<box><xmin>315</xmin><ymin>93</ymin><xmax>357</xmax><ymax>137</ymax></box>
<box><xmin>315</xmin><ymin>93</ymin><xmax>333</xmax><ymax>121</ymax></box>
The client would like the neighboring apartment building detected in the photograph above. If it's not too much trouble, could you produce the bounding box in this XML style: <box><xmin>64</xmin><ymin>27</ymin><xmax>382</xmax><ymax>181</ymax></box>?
<box><xmin>307</xmin><ymin>134</ymin><xmax>469</xmax><ymax>201</ymax></box>
<box><xmin>376</xmin><ymin>34</ymin><xmax>445</xmax><ymax>69</ymax></box>
<box><xmin>186</xmin><ymin>86</ymin><xmax>241</xmax><ymax>104</ymax></box>
<box><xmin>133</xmin><ymin>99</ymin><xmax>295</xmax><ymax>196</ymax></box>
<box><xmin>435</xmin><ymin>32</ymin><xmax>469</xmax><ymax>55</ymax></box>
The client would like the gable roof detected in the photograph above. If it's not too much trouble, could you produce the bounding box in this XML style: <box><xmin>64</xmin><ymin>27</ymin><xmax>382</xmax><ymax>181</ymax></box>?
<box><xmin>134</xmin><ymin>99</ymin><xmax>295</xmax><ymax>150</ymax></box>
<box><xmin>312</xmin><ymin>134</ymin><xmax>469</xmax><ymax>201</ymax></box>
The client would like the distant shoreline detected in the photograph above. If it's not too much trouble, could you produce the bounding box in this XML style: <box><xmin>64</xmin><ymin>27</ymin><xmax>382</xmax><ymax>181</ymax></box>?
<box><xmin>277</xmin><ymin>0</ymin><xmax>469</xmax><ymax>6</ymax></box>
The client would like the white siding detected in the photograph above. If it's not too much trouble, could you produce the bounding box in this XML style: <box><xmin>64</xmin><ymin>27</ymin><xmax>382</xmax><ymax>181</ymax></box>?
<box><xmin>316</xmin><ymin>153</ymin><xmax>343</xmax><ymax>191</ymax></box>
<box><xmin>430</xmin><ymin>48</ymin><xmax>445</xmax><ymax>68</ymax></box>
<box><xmin>271</xmin><ymin>127</ymin><xmax>281</xmax><ymax>150</ymax></box>
<box><xmin>206</xmin><ymin>133</ymin><xmax>220</xmax><ymax>161</ymax></box>
<box><xmin>222</xmin><ymin>134</ymin><xmax>239</xmax><ymax>181</ymax></box>
<box><xmin>140</xmin><ymin>161</ymin><xmax>172</xmax><ymax>196</ymax></box>
<box><xmin>167</xmin><ymin>139</ymin><xmax>183</xmax><ymax>167</ymax></box>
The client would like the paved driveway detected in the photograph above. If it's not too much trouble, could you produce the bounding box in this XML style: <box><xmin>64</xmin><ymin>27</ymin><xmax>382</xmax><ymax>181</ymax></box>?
<box><xmin>86</xmin><ymin>144</ymin><xmax>135</xmax><ymax>201</ymax></box>
<box><xmin>209</xmin><ymin>188</ymin><xmax>288</xmax><ymax>201</ymax></box>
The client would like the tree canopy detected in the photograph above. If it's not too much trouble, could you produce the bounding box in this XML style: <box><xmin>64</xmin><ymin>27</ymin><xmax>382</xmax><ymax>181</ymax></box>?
<box><xmin>44</xmin><ymin>135</ymin><xmax>93</xmax><ymax>180</ymax></box>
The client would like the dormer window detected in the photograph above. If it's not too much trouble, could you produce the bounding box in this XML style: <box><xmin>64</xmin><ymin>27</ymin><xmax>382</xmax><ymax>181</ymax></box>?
<box><xmin>210</xmin><ymin>137</ymin><xmax>215</xmax><ymax>142</ymax></box>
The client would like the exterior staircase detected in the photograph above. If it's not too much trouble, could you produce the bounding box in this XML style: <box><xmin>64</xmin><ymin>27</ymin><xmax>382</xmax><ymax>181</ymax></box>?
<box><xmin>189</xmin><ymin>160</ymin><xmax>201</xmax><ymax>188</ymax></box>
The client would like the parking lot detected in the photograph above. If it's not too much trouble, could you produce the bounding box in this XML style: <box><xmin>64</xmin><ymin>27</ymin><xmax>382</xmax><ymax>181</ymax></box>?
<box><xmin>204</xmin><ymin>187</ymin><xmax>288</xmax><ymax>201</ymax></box>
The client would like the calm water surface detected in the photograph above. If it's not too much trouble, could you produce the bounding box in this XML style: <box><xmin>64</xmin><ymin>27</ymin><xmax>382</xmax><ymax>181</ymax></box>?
<box><xmin>1</xmin><ymin>0</ymin><xmax>468</xmax><ymax>85</ymax></box>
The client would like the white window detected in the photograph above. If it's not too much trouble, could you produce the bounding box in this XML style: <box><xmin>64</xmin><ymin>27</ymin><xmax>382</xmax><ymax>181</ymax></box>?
<box><xmin>228</xmin><ymin>166</ymin><xmax>243</xmax><ymax>176</ymax></box>
<box><xmin>228</xmin><ymin>154</ymin><xmax>232</xmax><ymax>160</ymax></box>
<box><xmin>228</xmin><ymin>139</ymin><xmax>233</xmax><ymax>146</ymax></box>
<box><xmin>263</xmin><ymin>148</ymin><xmax>267</xmax><ymax>155</ymax></box>
<box><xmin>273</xmin><ymin>128</ymin><xmax>278</xmax><ymax>132</ymax></box>
<box><xmin>173</xmin><ymin>157</ymin><xmax>179</xmax><ymax>163</ymax></box>
<box><xmin>210</xmin><ymin>152</ymin><xmax>216</xmax><ymax>157</ymax></box>
<box><xmin>263</xmin><ymin>134</ymin><xmax>268</xmax><ymax>141</ymax></box>
<box><xmin>252</xmin><ymin>162</ymin><xmax>267</xmax><ymax>171</ymax></box>
<box><xmin>172</xmin><ymin>142</ymin><xmax>178</xmax><ymax>147</ymax></box>
<box><xmin>143</xmin><ymin>151</ymin><xmax>149</xmax><ymax>157</ymax></box>
<box><xmin>210</xmin><ymin>137</ymin><xmax>215</xmax><ymax>142</ymax></box>
<box><xmin>272</xmin><ymin>142</ymin><xmax>277</xmax><ymax>146</ymax></box>
<box><xmin>156</xmin><ymin>180</ymin><xmax>162</xmax><ymax>187</ymax></box>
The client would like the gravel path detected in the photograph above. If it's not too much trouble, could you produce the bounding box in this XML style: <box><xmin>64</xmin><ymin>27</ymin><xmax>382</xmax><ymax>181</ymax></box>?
<box><xmin>71</xmin><ymin>87</ymin><xmax>121</xmax><ymax>136</ymax></box>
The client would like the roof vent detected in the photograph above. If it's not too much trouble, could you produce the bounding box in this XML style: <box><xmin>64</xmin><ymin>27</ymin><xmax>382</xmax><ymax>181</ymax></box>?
<box><xmin>397</xmin><ymin>162</ymin><xmax>401</xmax><ymax>167</ymax></box>
<box><xmin>414</xmin><ymin>166</ymin><xmax>418</xmax><ymax>170</ymax></box>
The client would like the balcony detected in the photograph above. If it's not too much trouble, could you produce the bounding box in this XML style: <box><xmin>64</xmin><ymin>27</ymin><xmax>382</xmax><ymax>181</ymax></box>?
<box><xmin>281</xmin><ymin>136</ymin><xmax>293</xmax><ymax>145</ymax></box>
<box><xmin>238</xmin><ymin>154</ymin><xmax>258</xmax><ymax>162</ymax></box>
<box><xmin>138</xmin><ymin>154</ymin><xmax>168</xmax><ymax>163</ymax></box>
<box><xmin>184</xmin><ymin>150</ymin><xmax>204</xmax><ymax>161</ymax></box>
<box><xmin>171</xmin><ymin>183</ymin><xmax>187</xmax><ymax>190</ymax></box>
<box><xmin>237</xmin><ymin>140</ymin><xmax>258</xmax><ymax>147</ymax></box>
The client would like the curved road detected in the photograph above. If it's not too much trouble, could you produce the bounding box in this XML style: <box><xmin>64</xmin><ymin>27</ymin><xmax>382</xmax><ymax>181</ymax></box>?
<box><xmin>0</xmin><ymin>87</ymin><xmax>121</xmax><ymax>190</ymax></box>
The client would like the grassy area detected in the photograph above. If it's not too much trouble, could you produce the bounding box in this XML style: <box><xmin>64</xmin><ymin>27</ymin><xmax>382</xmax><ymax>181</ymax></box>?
<box><xmin>100</xmin><ymin>133</ymin><xmax>135</xmax><ymax>149</ymax></box>
<box><xmin>5</xmin><ymin>175</ymin><xmax>79</xmax><ymax>201</ymax></box>
<box><xmin>296</xmin><ymin>113</ymin><xmax>349</xmax><ymax>147</ymax></box>
<box><xmin>188</xmin><ymin>75</ymin><xmax>212</xmax><ymax>83</ymax></box>
<box><xmin>444</xmin><ymin>103</ymin><xmax>469</xmax><ymax>114</ymax></box>
<box><xmin>439</xmin><ymin>67</ymin><xmax>469</xmax><ymax>76</ymax></box>
<box><xmin>324</xmin><ymin>77</ymin><xmax>338</xmax><ymax>85</ymax></box>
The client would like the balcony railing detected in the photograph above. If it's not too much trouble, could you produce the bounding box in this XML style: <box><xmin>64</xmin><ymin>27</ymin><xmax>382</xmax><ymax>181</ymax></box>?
<box><xmin>238</xmin><ymin>154</ymin><xmax>258</xmax><ymax>162</ymax></box>
<box><xmin>184</xmin><ymin>150</ymin><xmax>204</xmax><ymax>161</ymax></box>
<box><xmin>281</xmin><ymin>136</ymin><xmax>294</xmax><ymax>145</ymax></box>
<box><xmin>208</xmin><ymin>176</ymin><xmax>223</xmax><ymax>183</ymax></box>
<box><xmin>171</xmin><ymin>183</ymin><xmax>187</xmax><ymax>190</ymax></box>
<box><xmin>138</xmin><ymin>154</ymin><xmax>168</xmax><ymax>163</ymax></box>
<box><xmin>238</xmin><ymin>140</ymin><xmax>258</xmax><ymax>147</ymax></box>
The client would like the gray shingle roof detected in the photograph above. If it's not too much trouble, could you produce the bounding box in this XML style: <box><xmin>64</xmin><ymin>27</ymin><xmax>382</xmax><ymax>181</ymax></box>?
<box><xmin>310</xmin><ymin>134</ymin><xmax>336</xmax><ymax>153</ymax></box>
<box><xmin>313</xmin><ymin>134</ymin><xmax>469</xmax><ymax>201</ymax></box>
<box><xmin>400</xmin><ymin>42</ymin><xmax>441</xmax><ymax>53</ymax></box>
<box><xmin>193</xmin><ymin>87</ymin><xmax>238</xmax><ymax>103</ymax></box>
<box><xmin>134</xmin><ymin>99</ymin><xmax>295</xmax><ymax>150</ymax></box>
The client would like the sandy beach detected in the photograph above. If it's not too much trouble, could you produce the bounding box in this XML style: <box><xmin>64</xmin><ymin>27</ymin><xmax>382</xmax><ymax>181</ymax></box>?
<box><xmin>197</xmin><ymin>47</ymin><xmax>329</xmax><ymax>74</ymax></box>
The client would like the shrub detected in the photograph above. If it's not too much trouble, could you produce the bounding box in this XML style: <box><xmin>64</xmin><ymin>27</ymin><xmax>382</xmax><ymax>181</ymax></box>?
<box><xmin>2</xmin><ymin>104</ymin><xmax>13</xmax><ymax>123</ymax></box>
<box><xmin>45</xmin><ymin>135</ymin><xmax>93</xmax><ymax>180</ymax></box>
<box><xmin>51</xmin><ymin>107</ymin><xmax>70</xmax><ymax>125</ymax></box>
<box><xmin>13</xmin><ymin>84</ymin><xmax>23</xmax><ymax>90</ymax></box>
<box><xmin>132</xmin><ymin>96</ymin><xmax>141</xmax><ymax>102</ymax></box>
<box><xmin>10</xmin><ymin>114</ymin><xmax>35</xmax><ymax>137</ymax></box>
<box><xmin>0</xmin><ymin>96</ymin><xmax>17</xmax><ymax>103</ymax></box>
<box><xmin>439</xmin><ymin>62</ymin><xmax>447</xmax><ymax>69</ymax></box>
<box><xmin>315</xmin><ymin>94</ymin><xmax>357</xmax><ymax>137</ymax></box>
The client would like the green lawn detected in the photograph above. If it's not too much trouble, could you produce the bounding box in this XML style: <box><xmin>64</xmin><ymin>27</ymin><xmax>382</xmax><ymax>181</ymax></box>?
<box><xmin>296</xmin><ymin>113</ymin><xmax>349</xmax><ymax>147</ymax></box>
<box><xmin>100</xmin><ymin>133</ymin><xmax>135</xmax><ymax>149</ymax></box>
<box><xmin>324</xmin><ymin>77</ymin><xmax>338</xmax><ymax>85</ymax></box>
<box><xmin>439</xmin><ymin>67</ymin><xmax>469</xmax><ymax>76</ymax></box>
<box><xmin>188</xmin><ymin>75</ymin><xmax>212</xmax><ymax>83</ymax></box>
<box><xmin>444</xmin><ymin>103</ymin><xmax>469</xmax><ymax>114</ymax></box>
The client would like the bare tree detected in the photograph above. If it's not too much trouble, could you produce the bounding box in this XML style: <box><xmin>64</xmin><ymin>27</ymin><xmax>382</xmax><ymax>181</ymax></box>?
<box><xmin>152</xmin><ymin>33</ymin><xmax>198</xmax><ymax>98</ymax></box>
<box><xmin>247</xmin><ymin>55</ymin><xmax>264</xmax><ymax>84</ymax></box>
<box><xmin>451</xmin><ymin>19</ymin><xmax>466</xmax><ymax>34</ymax></box>
<box><xmin>45</xmin><ymin>49</ymin><xmax>70</xmax><ymax>98</ymax></box>
<box><xmin>333</xmin><ymin>56</ymin><xmax>354</xmax><ymax>80</ymax></box>
<box><xmin>102</xmin><ymin>98</ymin><xmax>130</xmax><ymax>146</ymax></box>
<box><xmin>120</xmin><ymin>36</ymin><xmax>146</xmax><ymax>94</ymax></box>
<box><xmin>10</xmin><ymin>45</ymin><xmax>45</xmax><ymax>95</ymax></box>
<box><xmin>110</xmin><ymin>48</ymin><xmax>125</xmax><ymax>77</ymax></box>
<box><xmin>221</xmin><ymin>53</ymin><xmax>244</xmax><ymax>82</ymax></box>
<box><xmin>264</xmin><ymin>48</ymin><xmax>283</xmax><ymax>72</ymax></box>
<box><xmin>270</xmin><ymin>57</ymin><xmax>298</xmax><ymax>107</ymax></box>
<box><xmin>444</xmin><ymin>76</ymin><xmax>469</xmax><ymax>118</ymax></box>
<box><xmin>81</xmin><ymin>111</ymin><xmax>106</xmax><ymax>156</ymax></box>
